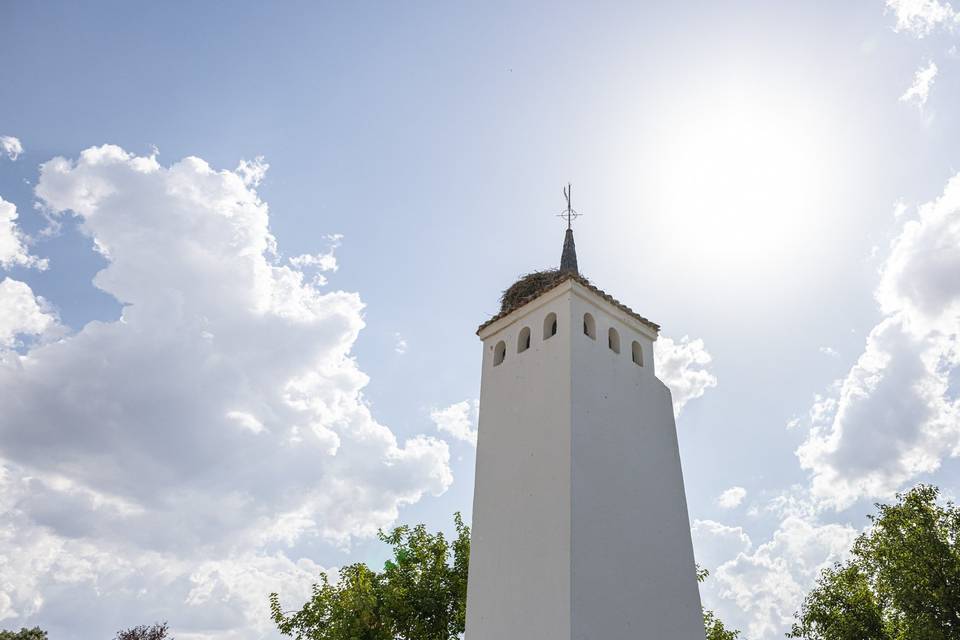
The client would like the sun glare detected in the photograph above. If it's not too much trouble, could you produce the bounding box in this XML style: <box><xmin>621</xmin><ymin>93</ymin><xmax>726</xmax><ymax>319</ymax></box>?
<box><xmin>647</xmin><ymin>89</ymin><xmax>838</xmax><ymax>277</ymax></box>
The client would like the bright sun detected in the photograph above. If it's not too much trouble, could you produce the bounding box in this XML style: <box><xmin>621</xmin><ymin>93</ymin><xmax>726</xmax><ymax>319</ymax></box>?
<box><xmin>644</xmin><ymin>87</ymin><xmax>840</xmax><ymax>277</ymax></box>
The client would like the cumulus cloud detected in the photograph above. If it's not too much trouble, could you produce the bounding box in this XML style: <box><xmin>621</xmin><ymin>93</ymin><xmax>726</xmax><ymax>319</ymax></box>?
<box><xmin>1</xmin><ymin>136</ymin><xmax>23</xmax><ymax>161</ymax></box>
<box><xmin>894</xmin><ymin>199</ymin><xmax>910</xmax><ymax>218</ymax></box>
<box><xmin>708</xmin><ymin>515</ymin><xmax>858</xmax><ymax>639</ymax></box>
<box><xmin>876</xmin><ymin>173</ymin><xmax>960</xmax><ymax>333</ymax></box>
<box><xmin>704</xmin><ymin>170</ymin><xmax>960</xmax><ymax>640</ymax></box>
<box><xmin>0</xmin><ymin>145</ymin><xmax>452</xmax><ymax>637</ymax></box>
<box><xmin>655</xmin><ymin>335</ymin><xmax>718</xmax><ymax>415</ymax></box>
<box><xmin>716</xmin><ymin>486</ymin><xmax>747</xmax><ymax>509</ymax></box>
<box><xmin>900</xmin><ymin>60</ymin><xmax>938</xmax><ymax>107</ymax></box>
<box><xmin>694</xmin><ymin>486</ymin><xmax>864</xmax><ymax>639</ymax></box>
<box><xmin>0</xmin><ymin>464</ymin><xmax>329</xmax><ymax>635</ymax></box>
<box><xmin>797</xmin><ymin>172</ymin><xmax>960</xmax><ymax>509</ymax></box>
<box><xmin>394</xmin><ymin>332</ymin><xmax>408</xmax><ymax>354</ymax></box>
<box><xmin>289</xmin><ymin>233</ymin><xmax>343</xmax><ymax>276</ymax></box>
<box><xmin>185</xmin><ymin>553</ymin><xmax>330</xmax><ymax>636</ymax></box>
<box><xmin>235</xmin><ymin>155</ymin><xmax>269</xmax><ymax>187</ymax></box>
<box><xmin>798</xmin><ymin>319</ymin><xmax>958</xmax><ymax>508</ymax></box>
<box><xmin>886</xmin><ymin>0</ymin><xmax>958</xmax><ymax>36</ymax></box>
<box><xmin>0</xmin><ymin>278</ymin><xmax>59</xmax><ymax>351</ymax></box>
<box><xmin>0</xmin><ymin>197</ymin><xmax>48</xmax><ymax>270</ymax></box>
<box><xmin>430</xmin><ymin>400</ymin><xmax>478</xmax><ymax>445</ymax></box>
<box><xmin>692</xmin><ymin>519</ymin><xmax>752</xmax><ymax>575</ymax></box>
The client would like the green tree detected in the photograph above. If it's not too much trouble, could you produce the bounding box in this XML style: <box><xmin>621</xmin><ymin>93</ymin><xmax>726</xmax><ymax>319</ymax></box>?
<box><xmin>789</xmin><ymin>484</ymin><xmax>960</xmax><ymax>640</ymax></box>
<box><xmin>114</xmin><ymin>622</ymin><xmax>172</xmax><ymax>640</ymax></box>
<box><xmin>0</xmin><ymin>628</ymin><xmax>47</xmax><ymax>640</ymax></box>
<box><xmin>271</xmin><ymin>564</ymin><xmax>389</xmax><ymax>640</ymax></box>
<box><xmin>270</xmin><ymin>513</ymin><xmax>470</xmax><ymax>640</ymax></box>
<box><xmin>705</xmin><ymin>609</ymin><xmax>741</xmax><ymax>640</ymax></box>
<box><xmin>789</xmin><ymin>563</ymin><xmax>885</xmax><ymax>640</ymax></box>
<box><xmin>275</xmin><ymin>515</ymin><xmax>742</xmax><ymax>640</ymax></box>
<box><xmin>698</xmin><ymin>566</ymin><xmax>742</xmax><ymax>640</ymax></box>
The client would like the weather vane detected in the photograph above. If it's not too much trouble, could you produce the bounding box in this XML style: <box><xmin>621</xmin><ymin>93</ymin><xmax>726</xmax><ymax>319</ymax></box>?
<box><xmin>558</xmin><ymin>182</ymin><xmax>582</xmax><ymax>229</ymax></box>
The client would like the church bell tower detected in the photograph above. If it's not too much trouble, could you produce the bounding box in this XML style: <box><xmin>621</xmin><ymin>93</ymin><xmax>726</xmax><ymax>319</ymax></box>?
<box><xmin>464</xmin><ymin>192</ymin><xmax>705</xmax><ymax>639</ymax></box>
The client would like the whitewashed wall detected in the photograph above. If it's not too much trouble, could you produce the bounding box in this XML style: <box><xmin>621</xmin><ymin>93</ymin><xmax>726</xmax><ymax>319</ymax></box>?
<box><xmin>466</xmin><ymin>280</ymin><xmax>704</xmax><ymax>640</ymax></box>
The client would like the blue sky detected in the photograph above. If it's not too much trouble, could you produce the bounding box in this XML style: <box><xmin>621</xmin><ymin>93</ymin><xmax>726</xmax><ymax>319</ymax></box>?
<box><xmin>2</xmin><ymin>1</ymin><xmax>960</xmax><ymax>638</ymax></box>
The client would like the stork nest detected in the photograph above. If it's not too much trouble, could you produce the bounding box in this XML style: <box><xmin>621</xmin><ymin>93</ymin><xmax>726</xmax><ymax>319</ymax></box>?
<box><xmin>499</xmin><ymin>269</ymin><xmax>587</xmax><ymax>313</ymax></box>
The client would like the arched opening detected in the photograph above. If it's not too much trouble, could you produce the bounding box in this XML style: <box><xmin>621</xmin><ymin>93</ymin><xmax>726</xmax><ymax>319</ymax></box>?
<box><xmin>543</xmin><ymin>312</ymin><xmax>558</xmax><ymax>340</ymax></box>
<box><xmin>518</xmin><ymin>327</ymin><xmax>531</xmax><ymax>353</ymax></box>
<box><xmin>608</xmin><ymin>327</ymin><xmax>621</xmax><ymax>353</ymax></box>
<box><xmin>632</xmin><ymin>340</ymin><xmax>644</xmax><ymax>366</ymax></box>
<box><xmin>583</xmin><ymin>313</ymin><xmax>596</xmax><ymax>340</ymax></box>
<box><xmin>493</xmin><ymin>340</ymin><xmax>506</xmax><ymax>366</ymax></box>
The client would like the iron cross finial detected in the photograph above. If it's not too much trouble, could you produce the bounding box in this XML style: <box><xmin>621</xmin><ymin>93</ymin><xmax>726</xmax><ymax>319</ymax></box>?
<box><xmin>559</xmin><ymin>183</ymin><xmax>581</xmax><ymax>229</ymax></box>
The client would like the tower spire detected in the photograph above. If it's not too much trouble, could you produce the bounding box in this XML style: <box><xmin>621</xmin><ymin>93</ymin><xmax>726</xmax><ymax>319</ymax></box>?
<box><xmin>559</xmin><ymin>183</ymin><xmax>579</xmax><ymax>274</ymax></box>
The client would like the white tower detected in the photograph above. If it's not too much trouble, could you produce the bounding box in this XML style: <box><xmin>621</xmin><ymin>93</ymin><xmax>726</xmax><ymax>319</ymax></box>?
<box><xmin>464</xmin><ymin>216</ymin><xmax>705</xmax><ymax>639</ymax></box>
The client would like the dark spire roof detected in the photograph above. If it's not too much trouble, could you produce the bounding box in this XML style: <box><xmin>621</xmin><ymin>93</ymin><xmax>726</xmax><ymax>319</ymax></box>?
<box><xmin>559</xmin><ymin>184</ymin><xmax>579</xmax><ymax>274</ymax></box>
<box><xmin>477</xmin><ymin>185</ymin><xmax>659</xmax><ymax>336</ymax></box>
<box><xmin>560</xmin><ymin>228</ymin><xmax>578</xmax><ymax>273</ymax></box>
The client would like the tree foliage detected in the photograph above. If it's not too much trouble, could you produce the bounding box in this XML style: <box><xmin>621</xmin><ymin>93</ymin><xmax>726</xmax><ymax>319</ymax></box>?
<box><xmin>789</xmin><ymin>485</ymin><xmax>960</xmax><ymax>640</ymax></box>
<box><xmin>274</xmin><ymin>513</ymin><xmax>742</xmax><ymax>640</ymax></box>
<box><xmin>704</xmin><ymin>609</ymin><xmax>741</xmax><ymax>640</ymax></box>
<box><xmin>698</xmin><ymin>566</ymin><xmax>742</xmax><ymax>640</ymax></box>
<box><xmin>0</xmin><ymin>628</ymin><xmax>47</xmax><ymax>640</ymax></box>
<box><xmin>270</xmin><ymin>513</ymin><xmax>470</xmax><ymax>640</ymax></box>
<box><xmin>114</xmin><ymin>622</ymin><xmax>172</xmax><ymax>640</ymax></box>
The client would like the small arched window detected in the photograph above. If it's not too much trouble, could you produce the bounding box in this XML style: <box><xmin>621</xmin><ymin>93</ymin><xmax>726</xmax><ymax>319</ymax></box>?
<box><xmin>632</xmin><ymin>340</ymin><xmax>644</xmax><ymax>367</ymax></box>
<box><xmin>518</xmin><ymin>327</ymin><xmax>531</xmax><ymax>353</ymax></box>
<box><xmin>583</xmin><ymin>313</ymin><xmax>596</xmax><ymax>340</ymax></box>
<box><xmin>608</xmin><ymin>327</ymin><xmax>621</xmax><ymax>353</ymax></box>
<box><xmin>493</xmin><ymin>340</ymin><xmax>506</xmax><ymax>366</ymax></box>
<box><xmin>543</xmin><ymin>312</ymin><xmax>558</xmax><ymax>340</ymax></box>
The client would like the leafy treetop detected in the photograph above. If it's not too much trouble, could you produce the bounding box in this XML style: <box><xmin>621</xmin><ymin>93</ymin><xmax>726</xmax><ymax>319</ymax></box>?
<box><xmin>0</xmin><ymin>629</ymin><xmax>48</xmax><ymax>640</ymax></box>
<box><xmin>270</xmin><ymin>513</ymin><xmax>470</xmax><ymax>640</ymax></box>
<box><xmin>789</xmin><ymin>484</ymin><xmax>960</xmax><ymax>640</ymax></box>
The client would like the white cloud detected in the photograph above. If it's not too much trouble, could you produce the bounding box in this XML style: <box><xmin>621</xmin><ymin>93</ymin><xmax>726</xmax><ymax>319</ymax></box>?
<box><xmin>235</xmin><ymin>156</ymin><xmax>269</xmax><ymax>187</ymax></box>
<box><xmin>430</xmin><ymin>400</ymin><xmax>478</xmax><ymax>445</ymax></box>
<box><xmin>289</xmin><ymin>234</ymin><xmax>343</xmax><ymax>274</ymax></box>
<box><xmin>692</xmin><ymin>519</ymin><xmax>753</xmax><ymax>575</ymax></box>
<box><xmin>694</xmin><ymin>485</ymin><xmax>862</xmax><ymax>639</ymax></box>
<box><xmin>1</xmin><ymin>136</ymin><xmax>23</xmax><ymax>161</ymax></box>
<box><xmin>818</xmin><ymin>346</ymin><xmax>839</xmax><ymax>357</ymax></box>
<box><xmin>709</xmin><ymin>514</ymin><xmax>858</xmax><ymax>639</ymax></box>
<box><xmin>0</xmin><ymin>278</ymin><xmax>58</xmax><ymax>350</ymax></box>
<box><xmin>797</xmin><ymin>171</ymin><xmax>960</xmax><ymax>509</ymax></box>
<box><xmin>655</xmin><ymin>335</ymin><xmax>718</xmax><ymax>415</ymax></box>
<box><xmin>716</xmin><ymin>486</ymin><xmax>747</xmax><ymax>509</ymax></box>
<box><xmin>894</xmin><ymin>199</ymin><xmax>910</xmax><ymax>218</ymax></box>
<box><xmin>0</xmin><ymin>145</ymin><xmax>452</xmax><ymax>637</ymax></box>
<box><xmin>394</xmin><ymin>332</ymin><xmax>408</xmax><ymax>354</ymax></box>
<box><xmin>877</xmin><ymin>173</ymin><xmax>960</xmax><ymax>334</ymax></box>
<box><xmin>0</xmin><ymin>464</ymin><xmax>330</xmax><ymax>636</ymax></box>
<box><xmin>798</xmin><ymin>319</ymin><xmax>958</xmax><ymax>508</ymax></box>
<box><xmin>185</xmin><ymin>553</ymin><xmax>330</xmax><ymax>637</ymax></box>
<box><xmin>900</xmin><ymin>60</ymin><xmax>938</xmax><ymax>107</ymax></box>
<box><xmin>712</xmin><ymin>170</ymin><xmax>960</xmax><ymax>639</ymax></box>
<box><xmin>0</xmin><ymin>197</ymin><xmax>48</xmax><ymax>270</ymax></box>
<box><xmin>886</xmin><ymin>0</ymin><xmax>958</xmax><ymax>37</ymax></box>
<box><xmin>225</xmin><ymin>410</ymin><xmax>266</xmax><ymax>435</ymax></box>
